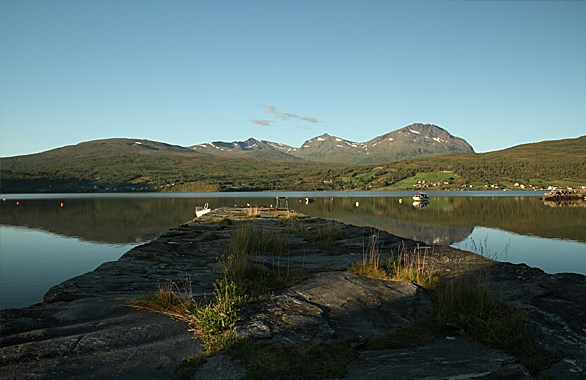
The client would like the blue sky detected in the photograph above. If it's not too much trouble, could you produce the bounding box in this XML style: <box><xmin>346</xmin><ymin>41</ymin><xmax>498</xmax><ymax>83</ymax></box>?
<box><xmin>1</xmin><ymin>0</ymin><xmax>585</xmax><ymax>157</ymax></box>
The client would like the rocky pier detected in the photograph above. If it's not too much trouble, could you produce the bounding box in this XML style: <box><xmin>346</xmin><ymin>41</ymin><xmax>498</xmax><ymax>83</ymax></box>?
<box><xmin>1</xmin><ymin>207</ymin><xmax>585</xmax><ymax>379</ymax></box>
<box><xmin>543</xmin><ymin>188</ymin><xmax>586</xmax><ymax>201</ymax></box>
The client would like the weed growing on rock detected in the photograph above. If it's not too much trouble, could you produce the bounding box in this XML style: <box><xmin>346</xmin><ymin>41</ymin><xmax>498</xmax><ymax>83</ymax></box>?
<box><xmin>431</xmin><ymin>273</ymin><xmax>551</xmax><ymax>373</ymax></box>
<box><xmin>314</xmin><ymin>222</ymin><xmax>342</xmax><ymax>247</ymax></box>
<box><xmin>131</xmin><ymin>277</ymin><xmax>242</xmax><ymax>354</ymax></box>
<box><xmin>193</xmin><ymin>276</ymin><xmax>249</xmax><ymax>352</ymax></box>
<box><xmin>224</xmin><ymin>223</ymin><xmax>298</xmax><ymax>296</ymax></box>
<box><xmin>288</xmin><ymin>220</ymin><xmax>342</xmax><ymax>252</ymax></box>
<box><xmin>213</xmin><ymin>217</ymin><xmax>233</xmax><ymax>229</ymax></box>
<box><xmin>132</xmin><ymin>279</ymin><xmax>197</xmax><ymax>325</ymax></box>
<box><xmin>132</xmin><ymin>222</ymin><xmax>306</xmax><ymax>363</ymax></box>
<box><xmin>352</xmin><ymin>242</ymin><xmax>547</xmax><ymax>375</ymax></box>
<box><xmin>388</xmin><ymin>243</ymin><xmax>439</xmax><ymax>289</ymax></box>
<box><xmin>230</xmin><ymin>339</ymin><xmax>358</xmax><ymax>380</ymax></box>
<box><xmin>246</xmin><ymin>207</ymin><xmax>261</xmax><ymax>218</ymax></box>
<box><xmin>277</xmin><ymin>210</ymin><xmax>298</xmax><ymax>221</ymax></box>
<box><xmin>229</xmin><ymin>223</ymin><xmax>289</xmax><ymax>257</ymax></box>
<box><xmin>363</xmin><ymin>318</ymin><xmax>441</xmax><ymax>350</ymax></box>
<box><xmin>348</xmin><ymin>232</ymin><xmax>386</xmax><ymax>278</ymax></box>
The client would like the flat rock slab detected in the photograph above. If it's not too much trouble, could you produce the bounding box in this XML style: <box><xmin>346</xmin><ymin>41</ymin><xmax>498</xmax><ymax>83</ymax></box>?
<box><xmin>236</xmin><ymin>271</ymin><xmax>431</xmax><ymax>344</ymax></box>
<box><xmin>487</xmin><ymin>264</ymin><xmax>586</xmax><ymax>379</ymax></box>
<box><xmin>343</xmin><ymin>338</ymin><xmax>532</xmax><ymax>380</ymax></box>
<box><xmin>2</xmin><ymin>208</ymin><xmax>586</xmax><ymax>379</ymax></box>
<box><xmin>0</xmin><ymin>298</ymin><xmax>200</xmax><ymax>379</ymax></box>
<box><xmin>192</xmin><ymin>354</ymin><xmax>245</xmax><ymax>380</ymax></box>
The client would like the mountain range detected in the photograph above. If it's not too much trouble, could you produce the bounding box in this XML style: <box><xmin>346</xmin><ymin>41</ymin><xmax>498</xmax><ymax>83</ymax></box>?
<box><xmin>190</xmin><ymin>123</ymin><xmax>474</xmax><ymax>164</ymax></box>
<box><xmin>1</xmin><ymin>123</ymin><xmax>584</xmax><ymax>194</ymax></box>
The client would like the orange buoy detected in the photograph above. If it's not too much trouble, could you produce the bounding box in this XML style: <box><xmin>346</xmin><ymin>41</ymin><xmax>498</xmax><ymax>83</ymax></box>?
<box><xmin>60</xmin><ymin>202</ymin><xmax>65</xmax><ymax>208</ymax></box>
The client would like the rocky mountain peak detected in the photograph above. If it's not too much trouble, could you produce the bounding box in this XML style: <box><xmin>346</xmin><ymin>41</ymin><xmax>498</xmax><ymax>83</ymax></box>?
<box><xmin>190</xmin><ymin>124</ymin><xmax>474</xmax><ymax>164</ymax></box>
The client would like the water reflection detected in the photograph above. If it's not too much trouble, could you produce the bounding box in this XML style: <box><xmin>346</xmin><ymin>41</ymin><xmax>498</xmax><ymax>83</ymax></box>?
<box><xmin>0</xmin><ymin>226</ymin><xmax>134</xmax><ymax>309</ymax></box>
<box><xmin>1</xmin><ymin>194</ymin><xmax>585</xmax><ymax>309</ymax></box>
<box><xmin>454</xmin><ymin>227</ymin><xmax>586</xmax><ymax>275</ymax></box>
<box><xmin>291</xmin><ymin>196</ymin><xmax>586</xmax><ymax>244</ymax></box>
<box><xmin>1</xmin><ymin>195</ymin><xmax>585</xmax><ymax>245</ymax></box>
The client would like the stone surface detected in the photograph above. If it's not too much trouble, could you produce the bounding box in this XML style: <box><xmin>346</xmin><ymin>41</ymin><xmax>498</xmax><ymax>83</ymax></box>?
<box><xmin>0</xmin><ymin>298</ymin><xmax>200</xmax><ymax>379</ymax></box>
<box><xmin>192</xmin><ymin>354</ymin><xmax>245</xmax><ymax>380</ymax></box>
<box><xmin>1</xmin><ymin>207</ymin><xmax>585</xmax><ymax>379</ymax></box>
<box><xmin>343</xmin><ymin>338</ymin><xmax>533</xmax><ymax>380</ymax></box>
<box><xmin>237</xmin><ymin>272</ymin><xmax>430</xmax><ymax>345</ymax></box>
<box><xmin>487</xmin><ymin>264</ymin><xmax>586</xmax><ymax>379</ymax></box>
<box><xmin>543</xmin><ymin>188</ymin><xmax>586</xmax><ymax>201</ymax></box>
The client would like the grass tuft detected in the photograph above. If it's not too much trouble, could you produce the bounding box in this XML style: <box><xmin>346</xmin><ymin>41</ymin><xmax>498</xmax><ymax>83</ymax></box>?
<box><xmin>247</xmin><ymin>207</ymin><xmax>261</xmax><ymax>218</ymax></box>
<box><xmin>432</xmin><ymin>273</ymin><xmax>540</xmax><ymax>369</ymax></box>
<box><xmin>231</xmin><ymin>339</ymin><xmax>358</xmax><ymax>380</ymax></box>
<box><xmin>388</xmin><ymin>243</ymin><xmax>439</xmax><ymax>289</ymax></box>
<box><xmin>277</xmin><ymin>210</ymin><xmax>298</xmax><ymax>221</ymax></box>
<box><xmin>289</xmin><ymin>221</ymin><xmax>342</xmax><ymax>251</ymax></box>
<box><xmin>364</xmin><ymin>318</ymin><xmax>440</xmax><ymax>350</ymax></box>
<box><xmin>132</xmin><ymin>279</ymin><xmax>197</xmax><ymax>324</ymax></box>
<box><xmin>135</xmin><ymin>220</ymin><xmax>553</xmax><ymax>377</ymax></box>
<box><xmin>223</xmin><ymin>223</ymin><xmax>296</xmax><ymax>296</ymax></box>
<box><xmin>348</xmin><ymin>232</ymin><xmax>387</xmax><ymax>278</ymax></box>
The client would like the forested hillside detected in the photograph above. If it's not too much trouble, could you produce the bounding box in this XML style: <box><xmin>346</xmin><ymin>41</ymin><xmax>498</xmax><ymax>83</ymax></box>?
<box><xmin>1</xmin><ymin>136</ymin><xmax>584</xmax><ymax>193</ymax></box>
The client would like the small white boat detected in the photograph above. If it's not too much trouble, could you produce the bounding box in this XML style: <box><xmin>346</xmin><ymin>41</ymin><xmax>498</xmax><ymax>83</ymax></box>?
<box><xmin>195</xmin><ymin>203</ymin><xmax>211</xmax><ymax>218</ymax></box>
<box><xmin>412</xmin><ymin>193</ymin><xmax>429</xmax><ymax>202</ymax></box>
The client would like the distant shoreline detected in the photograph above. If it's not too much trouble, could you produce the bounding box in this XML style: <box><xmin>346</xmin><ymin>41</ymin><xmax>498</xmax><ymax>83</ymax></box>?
<box><xmin>1</xmin><ymin>189</ymin><xmax>549</xmax><ymax>199</ymax></box>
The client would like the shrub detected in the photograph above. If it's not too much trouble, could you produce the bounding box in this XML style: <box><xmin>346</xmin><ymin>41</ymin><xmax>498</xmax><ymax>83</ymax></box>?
<box><xmin>231</xmin><ymin>339</ymin><xmax>358</xmax><ymax>380</ymax></box>
<box><xmin>348</xmin><ymin>232</ymin><xmax>386</xmax><ymax>278</ymax></box>
<box><xmin>388</xmin><ymin>243</ymin><xmax>439</xmax><ymax>289</ymax></box>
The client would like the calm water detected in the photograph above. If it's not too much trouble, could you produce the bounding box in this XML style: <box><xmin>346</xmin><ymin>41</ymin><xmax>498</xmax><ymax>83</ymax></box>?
<box><xmin>1</xmin><ymin>191</ymin><xmax>585</xmax><ymax>310</ymax></box>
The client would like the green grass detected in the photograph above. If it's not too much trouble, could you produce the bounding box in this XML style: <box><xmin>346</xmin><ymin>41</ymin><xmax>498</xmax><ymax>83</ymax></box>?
<box><xmin>363</xmin><ymin>318</ymin><xmax>440</xmax><ymax>350</ymax></box>
<box><xmin>132</xmin><ymin>281</ymin><xmax>198</xmax><ymax>324</ymax></box>
<box><xmin>388</xmin><ymin>244</ymin><xmax>439</xmax><ymax>289</ymax></box>
<box><xmin>132</xmin><ymin>223</ymin><xmax>305</xmax><ymax>355</ymax></box>
<box><xmin>289</xmin><ymin>221</ymin><xmax>342</xmax><ymax>251</ymax></box>
<box><xmin>193</xmin><ymin>277</ymin><xmax>250</xmax><ymax>352</ymax></box>
<box><xmin>4</xmin><ymin>135</ymin><xmax>585</xmax><ymax>193</ymax></box>
<box><xmin>173</xmin><ymin>356</ymin><xmax>207</xmax><ymax>380</ymax></box>
<box><xmin>431</xmin><ymin>273</ymin><xmax>555</xmax><ymax>373</ymax></box>
<box><xmin>229</xmin><ymin>223</ymin><xmax>290</xmax><ymax>257</ymax></box>
<box><xmin>391</xmin><ymin>171</ymin><xmax>455</xmax><ymax>189</ymax></box>
<box><xmin>223</xmin><ymin>223</ymin><xmax>299</xmax><ymax>296</ymax></box>
<box><xmin>355</xmin><ymin>167</ymin><xmax>383</xmax><ymax>181</ymax></box>
<box><xmin>349</xmin><ymin>241</ymin><xmax>552</xmax><ymax>375</ymax></box>
<box><xmin>348</xmin><ymin>232</ymin><xmax>387</xmax><ymax>278</ymax></box>
<box><xmin>134</xmin><ymin>220</ymin><xmax>555</xmax><ymax>377</ymax></box>
<box><xmin>131</xmin><ymin>277</ymin><xmax>244</xmax><ymax>354</ymax></box>
<box><xmin>231</xmin><ymin>339</ymin><xmax>358</xmax><ymax>380</ymax></box>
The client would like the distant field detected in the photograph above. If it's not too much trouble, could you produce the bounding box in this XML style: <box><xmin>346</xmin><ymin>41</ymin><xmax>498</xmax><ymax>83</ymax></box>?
<box><xmin>391</xmin><ymin>172</ymin><xmax>456</xmax><ymax>190</ymax></box>
<box><xmin>1</xmin><ymin>136</ymin><xmax>584</xmax><ymax>193</ymax></box>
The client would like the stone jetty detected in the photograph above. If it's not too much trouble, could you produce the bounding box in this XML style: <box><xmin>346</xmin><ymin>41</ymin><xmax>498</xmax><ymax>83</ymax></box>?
<box><xmin>1</xmin><ymin>207</ymin><xmax>585</xmax><ymax>379</ymax></box>
<box><xmin>543</xmin><ymin>188</ymin><xmax>586</xmax><ymax>201</ymax></box>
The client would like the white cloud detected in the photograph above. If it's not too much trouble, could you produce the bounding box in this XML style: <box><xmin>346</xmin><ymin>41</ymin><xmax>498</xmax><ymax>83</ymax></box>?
<box><xmin>250</xmin><ymin>119</ymin><xmax>272</xmax><ymax>126</ymax></box>
<box><xmin>260</xmin><ymin>104</ymin><xmax>320</xmax><ymax>124</ymax></box>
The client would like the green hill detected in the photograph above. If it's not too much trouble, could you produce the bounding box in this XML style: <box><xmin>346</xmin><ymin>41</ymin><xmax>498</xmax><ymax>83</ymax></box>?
<box><xmin>381</xmin><ymin>136</ymin><xmax>586</xmax><ymax>190</ymax></box>
<box><xmin>0</xmin><ymin>138</ymin><xmax>353</xmax><ymax>193</ymax></box>
<box><xmin>1</xmin><ymin>136</ymin><xmax>584</xmax><ymax>193</ymax></box>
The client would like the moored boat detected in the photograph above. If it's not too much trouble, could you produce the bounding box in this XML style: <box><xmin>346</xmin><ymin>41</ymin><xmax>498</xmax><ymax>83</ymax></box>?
<box><xmin>195</xmin><ymin>203</ymin><xmax>211</xmax><ymax>217</ymax></box>
<box><xmin>412</xmin><ymin>193</ymin><xmax>429</xmax><ymax>202</ymax></box>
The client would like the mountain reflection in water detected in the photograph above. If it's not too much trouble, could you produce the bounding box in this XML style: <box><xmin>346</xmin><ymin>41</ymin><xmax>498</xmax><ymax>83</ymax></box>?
<box><xmin>1</xmin><ymin>193</ymin><xmax>585</xmax><ymax>309</ymax></box>
<box><xmin>1</xmin><ymin>195</ymin><xmax>585</xmax><ymax>245</ymax></box>
<box><xmin>292</xmin><ymin>196</ymin><xmax>586</xmax><ymax>245</ymax></box>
